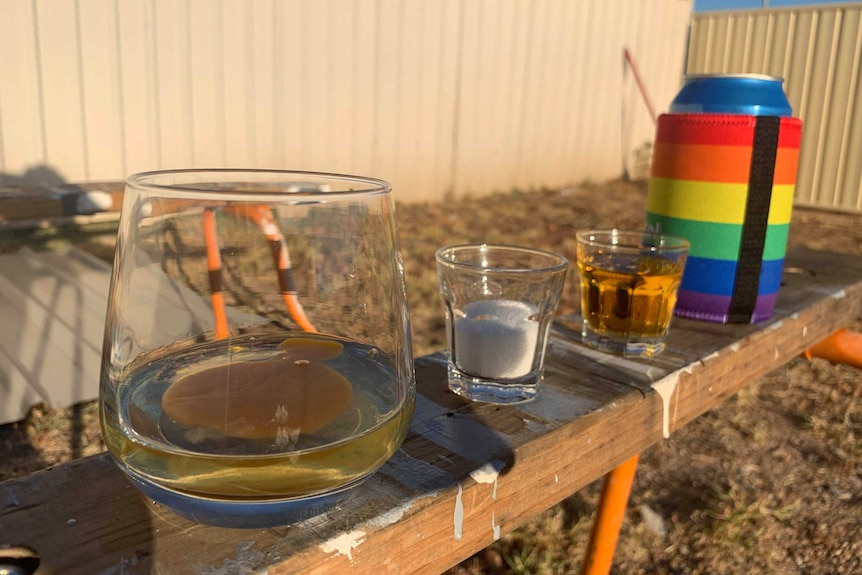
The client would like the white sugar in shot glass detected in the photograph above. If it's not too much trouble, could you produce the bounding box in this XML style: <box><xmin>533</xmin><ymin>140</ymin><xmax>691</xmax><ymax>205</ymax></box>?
<box><xmin>435</xmin><ymin>244</ymin><xmax>568</xmax><ymax>404</ymax></box>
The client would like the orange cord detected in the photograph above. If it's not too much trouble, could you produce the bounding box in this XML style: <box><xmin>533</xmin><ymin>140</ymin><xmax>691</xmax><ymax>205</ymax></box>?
<box><xmin>202</xmin><ymin>208</ymin><xmax>230</xmax><ymax>340</ymax></box>
<box><xmin>581</xmin><ymin>454</ymin><xmax>641</xmax><ymax>575</ymax></box>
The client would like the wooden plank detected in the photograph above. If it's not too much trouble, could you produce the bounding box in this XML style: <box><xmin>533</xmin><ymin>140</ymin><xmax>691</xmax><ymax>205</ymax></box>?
<box><xmin>1</xmin><ymin>248</ymin><xmax>861</xmax><ymax>574</ymax></box>
<box><xmin>0</xmin><ymin>183</ymin><xmax>123</xmax><ymax>224</ymax></box>
<box><xmin>0</xmin><ymin>195</ymin><xmax>63</xmax><ymax>222</ymax></box>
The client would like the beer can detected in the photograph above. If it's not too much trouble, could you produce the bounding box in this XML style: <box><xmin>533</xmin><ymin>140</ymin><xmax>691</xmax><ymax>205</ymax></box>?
<box><xmin>668</xmin><ymin>74</ymin><xmax>793</xmax><ymax>116</ymax></box>
<box><xmin>645</xmin><ymin>74</ymin><xmax>803</xmax><ymax>323</ymax></box>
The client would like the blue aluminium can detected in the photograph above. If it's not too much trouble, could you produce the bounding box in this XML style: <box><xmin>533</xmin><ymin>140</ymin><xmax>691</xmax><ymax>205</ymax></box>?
<box><xmin>645</xmin><ymin>74</ymin><xmax>803</xmax><ymax>324</ymax></box>
<box><xmin>669</xmin><ymin>74</ymin><xmax>793</xmax><ymax>116</ymax></box>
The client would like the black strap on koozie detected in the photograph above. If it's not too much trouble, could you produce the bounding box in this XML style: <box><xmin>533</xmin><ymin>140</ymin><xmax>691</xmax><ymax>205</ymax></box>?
<box><xmin>728</xmin><ymin>116</ymin><xmax>781</xmax><ymax>323</ymax></box>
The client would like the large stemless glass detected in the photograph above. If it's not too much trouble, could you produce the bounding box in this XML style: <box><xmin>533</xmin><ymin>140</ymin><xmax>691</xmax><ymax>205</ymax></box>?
<box><xmin>100</xmin><ymin>169</ymin><xmax>415</xmax><ymax>528</ymax></box>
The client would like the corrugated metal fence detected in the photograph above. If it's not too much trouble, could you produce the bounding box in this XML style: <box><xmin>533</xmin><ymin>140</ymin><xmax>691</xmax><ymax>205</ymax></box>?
<box><xmin>0</xmin><ymin>0</ymin><xmax>691</xmax><ymax>202</ymax></box>
<box><xmin>3</xmin><ymin>1</ymin><xmax>860</xmax><ymax>210</ymax></box>
<box><xmin>687</xmin><ymin>3</ymin><xmax>862</xmax><ymax>212</ymax></box>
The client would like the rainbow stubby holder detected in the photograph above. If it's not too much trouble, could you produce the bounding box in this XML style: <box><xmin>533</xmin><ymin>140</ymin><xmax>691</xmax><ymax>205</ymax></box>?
<box><xmin>645</xmin><ymin>74</ymin><xmax>803</xmax><ymax>324</ymax></box>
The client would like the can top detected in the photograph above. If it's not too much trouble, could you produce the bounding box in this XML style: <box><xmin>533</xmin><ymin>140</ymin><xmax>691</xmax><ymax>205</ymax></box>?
<box><xmin>670</xmin><ymin>74</ymin><xmax>793</xmax><ymax>117</ymax></box>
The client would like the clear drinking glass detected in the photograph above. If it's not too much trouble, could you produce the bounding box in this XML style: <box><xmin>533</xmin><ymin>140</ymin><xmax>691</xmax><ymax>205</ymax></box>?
<box><xmin>576</xmin><ymin>229</ymin><xmax>689</xmax><ymax>357</ymax></box>
<box><xmin>100</xmin><ymin>169</ymin><xmax>415</xmax><ymax>528</ymax></box>
<box><xmin>436</xmin><ymin>244</ymin><xmax>568</xmax><ymax>404</ymax></box>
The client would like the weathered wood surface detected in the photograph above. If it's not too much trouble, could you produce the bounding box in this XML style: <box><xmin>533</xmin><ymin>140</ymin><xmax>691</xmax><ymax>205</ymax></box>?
<box><xmin>1</xmin><ymin>248</ymin><xmax>861</xmax><ymax>575</ymax></box>
<box><xmin>0</xmin><ymin>183</ymin><xmax>123</xmax><ymax>225</ymax></box>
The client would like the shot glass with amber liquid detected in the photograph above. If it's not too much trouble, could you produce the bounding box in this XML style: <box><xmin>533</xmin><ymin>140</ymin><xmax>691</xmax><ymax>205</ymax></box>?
<box><xmin>575</xmin><ymin>229</ymin><xmax>689</xmax><ymax>357</ymax></box>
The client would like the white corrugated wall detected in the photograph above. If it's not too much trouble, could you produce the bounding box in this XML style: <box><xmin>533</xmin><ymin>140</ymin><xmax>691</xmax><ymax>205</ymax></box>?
<box><xmin>0</xmin><ymin>0</ymin><xmax>692</xmax><ymax>202</ymax></box>
<box><xmin>687</xmin><ymin>3</ymin><xmax>862</xmax><ymax>212</ymax></box>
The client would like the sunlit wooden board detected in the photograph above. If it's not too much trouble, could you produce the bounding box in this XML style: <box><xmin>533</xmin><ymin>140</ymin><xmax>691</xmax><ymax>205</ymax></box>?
<box><xmin>1</xmin><ymin>248</ymin><xmax>861</xmax><ymax>574</ymax></box>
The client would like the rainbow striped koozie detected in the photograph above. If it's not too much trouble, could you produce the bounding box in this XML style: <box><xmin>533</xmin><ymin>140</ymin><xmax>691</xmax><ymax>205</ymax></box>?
<box><xmin>645</xmin><ymin>113</ymin><xmax>803</xmax><ymax>323</ymax></box>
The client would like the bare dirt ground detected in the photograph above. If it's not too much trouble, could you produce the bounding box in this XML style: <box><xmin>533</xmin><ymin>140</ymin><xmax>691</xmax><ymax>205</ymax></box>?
<box><xmin>1</xmin><ymin>179</ymin><xmax>860</xmax><ymax>574</ymax></box>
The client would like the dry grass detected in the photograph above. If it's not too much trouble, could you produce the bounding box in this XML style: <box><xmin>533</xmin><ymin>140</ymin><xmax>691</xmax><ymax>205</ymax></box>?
<box><xmin>1</xmin><ymin>179</ymin><xmax>860</xmax><ymax>574</ymax></box>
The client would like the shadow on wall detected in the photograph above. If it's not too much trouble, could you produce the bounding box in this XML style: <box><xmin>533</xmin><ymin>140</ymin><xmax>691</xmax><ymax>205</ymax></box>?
<box><xmin>0</xmin><ymin>165</ymin><xmax>70</xmax><ymax>187</ymax></box>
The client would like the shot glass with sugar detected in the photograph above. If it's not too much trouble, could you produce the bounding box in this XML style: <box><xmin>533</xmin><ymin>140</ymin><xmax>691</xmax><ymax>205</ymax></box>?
<box><xmin>436</xmin><ymin>244</ymin><xmax>568</xmax><ymax>404</ymax></box>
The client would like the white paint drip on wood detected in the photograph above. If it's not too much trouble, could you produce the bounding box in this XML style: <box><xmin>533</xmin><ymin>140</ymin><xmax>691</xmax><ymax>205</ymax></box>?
<box><xmin>470</xmin><ymin>461</ymin><xmax>504</xmax><ymax>500</ymax></box>
<box><xmin>770</xmin><ymin>320</ymin><xmax>784</xmax><ymax>330</ymax></box>
<box><xmin>831</xmin><ymin>289</ymin><xmax>847</xmax><ymax>299</ymax></box>
<box><xmin>454</xmin><ymin>483</ymin><xmax>464</xmax><ymax>540</ymax></box>
<box><xmin>492</xmin><ymin>511</ymin><xmax>501</xmax><ymax>540</ymax></box>
<box><xmin>320</xmin><ymin>530</ymin><xmax>366</xmax><ymax>562</ymax></box>
<box><xmin>652</xmin><ymin>376</ymin><xmax>678</xmax><ymax>439</ymax></box>
<box><xmin>368</xmin><ymin>492</ymin><xmax>441</xmax><ymax>528</ymax></box>
<box><xmin>651</xmin><ymin>366</ymin><xmax>692</xmax><ymax>439</ymax></box>
<box><xmin>523</xmin><ymin>418</ymin><xmax>546</xmax><ymax>434</ymax></box>
<box><xmin>730</xmin><ymin>342</ymin><xmax>741</xmax><ymax>352</ymax></box>
<box><xmin>318</xmin><ymin>490</ymin><xmax>445</xmax><ymax>563</ymax></box>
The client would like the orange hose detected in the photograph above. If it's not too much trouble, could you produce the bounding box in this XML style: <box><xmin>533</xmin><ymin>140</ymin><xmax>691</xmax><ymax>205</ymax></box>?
<box><xmin>804</xmin><ymin>328</ymin><xmax>862</xmax><ymax>370</ymax></box>
<box><xmin>624</xmin><ymin>48</ymin><xmax>657</xmax><ymax>126</ymax></box>
<box><xmin>203</xmin><ymin>208</ymin><xmax>230</xmax><ymax>340</ymax></box>
<box><xmin>581</xmin><ymin>454</ymin><xmax>640</xmax><ymax>575</ymax></box>
<box><xmin>224</xmin><ymin>205</ymin><xmax>317</xmax><ymax>333</ymax></box>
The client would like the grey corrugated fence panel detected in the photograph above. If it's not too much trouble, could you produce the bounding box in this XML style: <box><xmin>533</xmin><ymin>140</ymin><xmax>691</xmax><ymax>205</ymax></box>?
<box><xmin>0</xmin><ymin>0</ymin><xmax>692</xmax><ymax>202</ymax></box>
<box><xmin>688</xmin><ymin>3</ymin><xmax>862</xmax><ymax>213</ymax></box>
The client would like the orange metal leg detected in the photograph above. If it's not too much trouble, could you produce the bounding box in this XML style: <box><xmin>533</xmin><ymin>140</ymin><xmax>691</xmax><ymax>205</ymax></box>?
<box><xmin>203</xmin><ymin>208</ymin><xmax>230</xmax><ymax>340</ymax></box>
<box><xmin>804</xmin><ymin>328</ymin><xmax>862</xmax><ymax>370</ymax></box>
<box><xmin>581</xmin><ymin>454</ymin><xmax>640</xmax><ymax>575</ymax></box>
<box><xmin>224</xmin><ymin>204</ymin><xmax>317</xmax><ymax>333</ymax></box>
